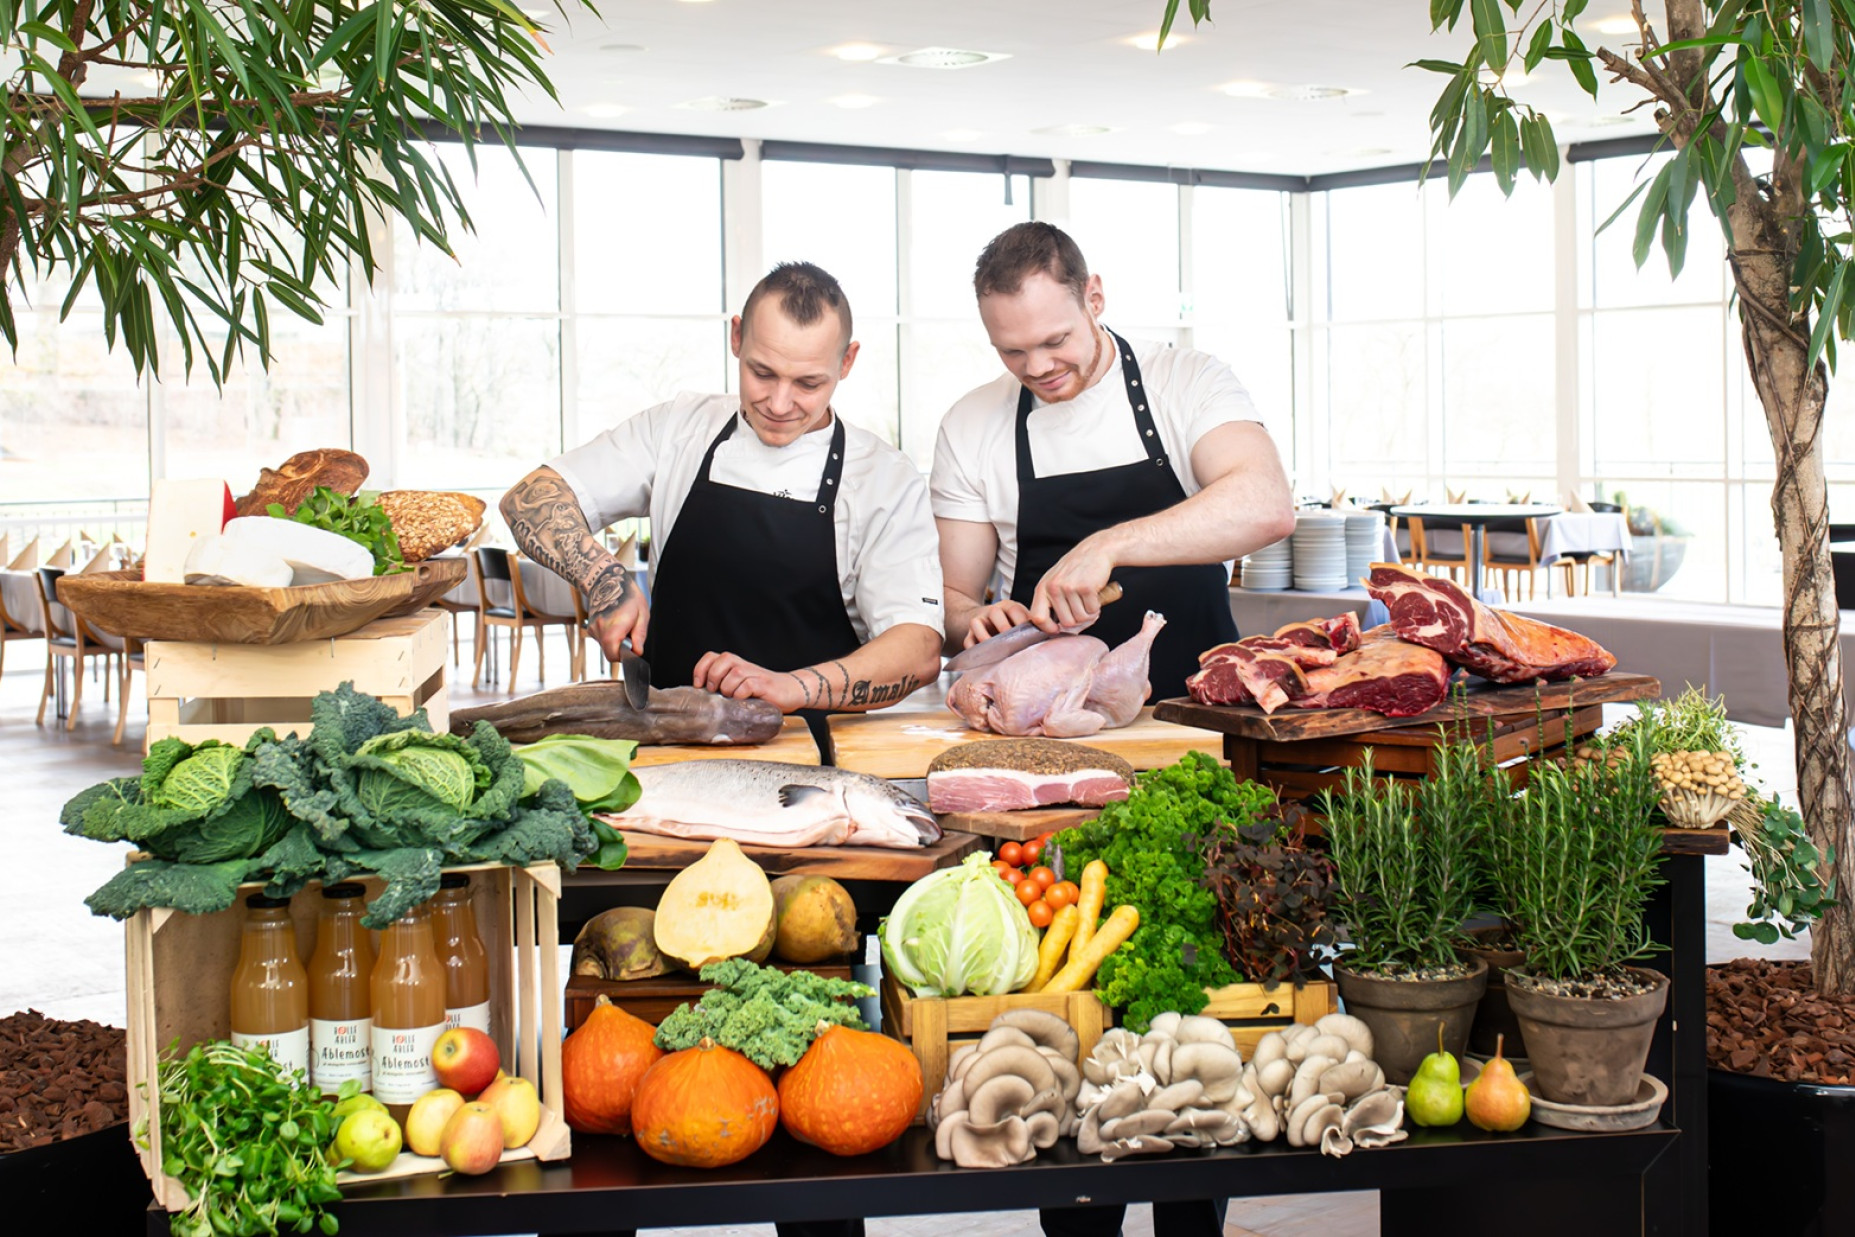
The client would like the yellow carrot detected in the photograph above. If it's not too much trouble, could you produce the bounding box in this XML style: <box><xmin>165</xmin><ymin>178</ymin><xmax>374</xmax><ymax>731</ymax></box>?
<box><xmin>1023</xmin><ymin>904</ymin><xmax>1081</xmax><ymax>993</ymax></box>
<box><xmin>1043</xmin><ymin>904</ymin><xmax>1140</xmax><ymax>994</ymax></box>
<box><xmin>1071</xmin><ymin>860</ymin><xmax>1110</xmax><ymax>956</ymax></box>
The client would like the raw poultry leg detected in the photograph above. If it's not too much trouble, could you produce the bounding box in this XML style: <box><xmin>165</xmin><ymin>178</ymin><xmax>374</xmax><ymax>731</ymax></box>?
<box><xmin>1083</xmin><ymin>612</ymin><xmax>1168</xmax><ymax>726</ymax></box>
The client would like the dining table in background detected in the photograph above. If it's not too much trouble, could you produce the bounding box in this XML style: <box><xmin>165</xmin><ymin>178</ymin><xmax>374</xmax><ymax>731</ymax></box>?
<box><xmin>1390</xmin><ymin>503</ymin><xmax>1562</xmax><ymax>598</ymax></box>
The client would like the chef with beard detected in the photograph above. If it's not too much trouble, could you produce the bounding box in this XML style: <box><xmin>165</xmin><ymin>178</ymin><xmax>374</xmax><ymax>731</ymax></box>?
<box><xmin>501</xmin><ymin>262</ymin><xmax>943</xmax><ymax>725</ymax></box>
<box><xmin>932</xmin><ymin>221</ymin><xmax>1295</xmax><ymax>703</ymax></box>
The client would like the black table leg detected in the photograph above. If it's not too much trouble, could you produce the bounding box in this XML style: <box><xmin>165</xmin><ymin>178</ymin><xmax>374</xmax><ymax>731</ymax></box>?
<box><xmin>1640</xmin><ymin>853</ymin><xmax>1708</xmax><ymax>1237</ymax></box>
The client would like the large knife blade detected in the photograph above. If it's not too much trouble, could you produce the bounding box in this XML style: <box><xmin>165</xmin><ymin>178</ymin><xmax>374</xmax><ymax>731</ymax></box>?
<box><xmin>944</xmin><ymin>581</ymin><xmax>1124</xmax><ymax>675</ymax></box>
<box><xmin>618</xmin><ymin>647</ymin><xmax>652</xmax><ymax>711</ymax></box>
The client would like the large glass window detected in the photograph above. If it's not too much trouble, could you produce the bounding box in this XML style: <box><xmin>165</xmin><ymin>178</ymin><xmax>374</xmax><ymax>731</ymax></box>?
<box><xmin>1191</xmin><ymin>186</ymin><xmax>1294</xmax><ymax>446</ymax></box>
<box><xmin>1066</xmin><ymin>178</ymin><xmax>1181</xmax><ymax>329</ymax></box>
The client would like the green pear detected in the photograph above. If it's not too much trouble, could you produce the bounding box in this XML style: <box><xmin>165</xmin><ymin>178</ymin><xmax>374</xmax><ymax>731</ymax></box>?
<box><xmin>1406</xmin><ymin>1022</ymin><xmax>1464</xmax><ymax>1127</ymax></box>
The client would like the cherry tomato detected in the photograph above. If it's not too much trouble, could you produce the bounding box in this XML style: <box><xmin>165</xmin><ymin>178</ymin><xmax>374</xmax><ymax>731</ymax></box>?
<box><xmin>1046</xmin><ymin>881</ymin><xmax>1080</xmax><ymax>909</ymax></box>
<box><xmin>1001</xmin><ymin>865</ymin><xmax>1026</xmax><ymax>885</ymax></box>
<box><xmin>1028</xmin><ymin>865</ymin><xmax>1057</xmax><ymax>890</ymax></box>
<box><xmin>1016</xmin><ymin>879</ymin><xmax>1044</xmax><ymax>907</ymax></box>
<box><xmin>991</xmin><ymin>859</ymin><xmax>1015</xmax><ymax>880</ymax></box>
<box><xmin>998</xmin><ymin>841</ymin><xmax>1024</xmax><ymax>867</ymax></box>
<box><xmin>1026</xmin><ymin>899</ymin><xmax>1055</xmax><ymax>929</ymax></box>
<box><xmin>1022</xmin><ymin>838</ymin><xmax>1045</xmax><ymax>864</ymax></box>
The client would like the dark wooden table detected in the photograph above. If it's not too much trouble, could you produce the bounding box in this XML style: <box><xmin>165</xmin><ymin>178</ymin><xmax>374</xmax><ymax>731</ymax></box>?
<box><xmin>1390</xmin><ymin>503</ymin><xmax>1562</xmax><ymax>597</ymax></box>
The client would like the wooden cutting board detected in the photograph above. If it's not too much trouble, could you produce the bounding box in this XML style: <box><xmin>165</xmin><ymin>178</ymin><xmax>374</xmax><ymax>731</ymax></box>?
<box><xmin>1151</xmin><ymin>671</ymin><xmax>1661</xmax><ymax>742</ymax></box>
<box><xmin>827</xmin><ymin>707</ymin><xmax>1221</xmax><ymax>779</ymax></box>
<box><xmin>615</xmin><ymin>828</ymin><xmax>982</xmax><ymax>880</ymax></box>
<box><xmin>630</xmin><ymin>717</ymin><xmax>820</xmax><ymax>768</ymax></box>
<box><xmin>936</xmin><ymin>807</ymin><xmax>1101</xmax><ymax>843</ymax></box>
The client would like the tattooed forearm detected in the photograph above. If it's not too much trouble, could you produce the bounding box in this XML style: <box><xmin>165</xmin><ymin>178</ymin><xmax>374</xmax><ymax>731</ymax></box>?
<box><xmin>500</xmin><ymin>468</ymin><xmax>630</xmax><ymax>618</ymax></box>
<box><xmin>846</xmin><ymin>674</ymin><xmax>920</xmax><ymax>707</ymax></box>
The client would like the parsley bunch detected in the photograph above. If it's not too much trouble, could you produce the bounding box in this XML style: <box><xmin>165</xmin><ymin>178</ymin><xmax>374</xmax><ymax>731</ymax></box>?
<box><xmin>269</xmin><ymin>486</ymin><xmax>405</xmax><ymax>575</ymax></box>
<box><xmin>1053</xmin><ymin>752</ymin><xmax>1277</xmax><ymax>1030</ymax></box>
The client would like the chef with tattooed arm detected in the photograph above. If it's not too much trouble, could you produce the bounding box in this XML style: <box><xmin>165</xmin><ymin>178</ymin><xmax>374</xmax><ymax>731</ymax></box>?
<box><xmin>501</xmin><ymin>262</ymin><xmax>943</xmax><ymax>719</ymax></box>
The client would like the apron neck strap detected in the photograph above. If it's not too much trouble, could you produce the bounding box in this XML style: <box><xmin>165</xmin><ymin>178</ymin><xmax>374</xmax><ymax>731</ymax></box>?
<box><xmin>699</xmin><ymin>410</ymin><xmax>849</xmax><ymax>517</ymax></box>
<box><xmin>1015</xmin><ymin>328</ymin><xmax>1165</xmax><ymax>483</ymax></box>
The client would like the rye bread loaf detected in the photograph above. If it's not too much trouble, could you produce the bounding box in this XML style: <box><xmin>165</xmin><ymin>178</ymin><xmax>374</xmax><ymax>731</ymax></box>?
<box><xmin>235</xmin><ymin>448</ymin><xmax>369</xmax><ymax>516</ymax></box>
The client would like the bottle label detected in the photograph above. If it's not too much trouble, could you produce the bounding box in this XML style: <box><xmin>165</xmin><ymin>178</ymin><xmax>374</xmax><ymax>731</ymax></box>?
<box><xmin>310</xmin><ymin>1018</ymin><xmax>373</xmax><ymax>1095</ymax></box>
<box><xmin>231</xmin><ymin>1027</ymin><xmax>310</xmax><ymax>1080</ymax></box>
<box><xmin>446</xmin><ymin>1001</ymin><xmax>493</xmax><ymax>1034</ymax></box>
<box><xmin>371</xmin><ymin>1022</ymin><xmax>445</xmax><ymax>1104</ymax></box>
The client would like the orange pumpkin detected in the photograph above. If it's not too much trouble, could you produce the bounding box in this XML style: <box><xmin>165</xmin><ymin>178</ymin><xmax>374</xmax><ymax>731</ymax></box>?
<box><xmin>778</xmin><ymin>1025</ymin><xmax>923</xmax><ymax>1156</ymax></box>
<box><xmin>631</xmin><ymin>1038</ymin><xmax>779</xmax><ymax>1167</ymax></box>
<box><xmin>562</xmin><ymin>995</ymin><xmax>665</xmax><ymax>1135</ymax></box>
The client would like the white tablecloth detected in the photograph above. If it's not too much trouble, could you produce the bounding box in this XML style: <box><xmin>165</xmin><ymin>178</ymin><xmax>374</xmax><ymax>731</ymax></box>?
<box><xmin>1538</xmin><ymin>512</ymin><xmax>1634</xmax><ymax>564</ymax></box>
<box><xmin>0</xmin><ymin>570</ymin><xmax>43</xmax><ymax>634</ymax></box>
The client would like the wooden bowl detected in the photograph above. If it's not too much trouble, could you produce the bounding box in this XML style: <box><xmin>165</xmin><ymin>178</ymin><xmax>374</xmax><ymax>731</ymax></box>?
<box><xmin>56</xmin><ymin>558</ymin><xmax>468</xmax><ymax>645</ymax></box>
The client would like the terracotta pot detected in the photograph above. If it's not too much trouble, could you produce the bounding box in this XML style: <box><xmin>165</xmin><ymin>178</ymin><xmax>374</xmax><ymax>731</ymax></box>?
<box><xmin>1332</xmin><ymin>957</ymin><xmax>1488</xmax><ymax>1086</ymax></box>
<box><xmin>1506</xmin><ymin>967</ymin><xmax>1669</xmax><ymax>1108</ymax></box>
<box><xmin>1459</xmin><ymin>925</ymin><xmax>1528</xmax><ymax>1060</ymax></box>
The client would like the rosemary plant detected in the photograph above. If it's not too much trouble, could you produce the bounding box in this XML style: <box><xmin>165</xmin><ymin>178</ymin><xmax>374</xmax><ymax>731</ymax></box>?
<box><xmin>1488</xmin><ymin>725</ymin><xmax>1666</xmax><ymax>981</ymax></box>
<box><xmin>1320</xmin><ymin>744</ymin><xmax>1487</xmax><ymax>974</ymax></box>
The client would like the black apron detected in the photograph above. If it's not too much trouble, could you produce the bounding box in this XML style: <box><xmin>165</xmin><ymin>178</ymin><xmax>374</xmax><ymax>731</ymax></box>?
<box><xmin>645</xmin><ymin>413</ymin><xmax>861</xmax><ymax>699</ymax></box>
<box><xmin>1009</xmin><ymin>330</ymin><xmax>1240</xmax><ymax>703</ymax></box>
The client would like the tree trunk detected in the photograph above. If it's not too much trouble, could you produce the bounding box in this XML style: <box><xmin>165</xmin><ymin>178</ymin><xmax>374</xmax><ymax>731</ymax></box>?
<box><xmin>1729</xmin><ymin>181</ymin><xmax>1855</xmax><ymax>995</ymax></box>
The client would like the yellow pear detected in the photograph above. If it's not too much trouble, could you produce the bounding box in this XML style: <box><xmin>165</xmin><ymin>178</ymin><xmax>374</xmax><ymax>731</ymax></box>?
<box><xmin>1464</xmin><ymin>1033</ymin><xmax>1531</xmax><ymax>1132</ymax></box>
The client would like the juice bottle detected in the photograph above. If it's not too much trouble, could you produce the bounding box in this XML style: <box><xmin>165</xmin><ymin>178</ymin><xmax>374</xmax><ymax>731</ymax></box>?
<box><xmin>308</xmin><ymin>882</ymin><xmax>375</xmax><ymax>1096</ymax></box>
<box><xmin>432</xmin><ymin>873</ymin><xmax>491</xmax><ymax>1033</ymax></box>
<box><xmin>369</xmin><ymin>904</ymin><xmax>447</xmax><ymax>1118</ymax></box>
<box><xmin>228</xmin><ymin>893</ymin><xmax>309</xmax><ymax>1079</ymax></box>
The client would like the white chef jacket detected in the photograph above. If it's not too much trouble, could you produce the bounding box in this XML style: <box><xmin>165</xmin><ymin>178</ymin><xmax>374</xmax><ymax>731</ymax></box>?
<box><xmin>930</xmin><ymin>335</ymin><xmax>1269</xmax><ymax>595</ymax></box>
<box><xmin>550</xmin><ymin>393</ymin><xmax>944</xmax><ymax>644</ymax></box>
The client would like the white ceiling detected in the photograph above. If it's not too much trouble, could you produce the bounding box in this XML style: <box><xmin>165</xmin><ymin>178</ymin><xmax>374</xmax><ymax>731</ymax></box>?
<box><xmin>520</xmin><ymin>0</ymin><xmax>1659</xmax><ymax>176</ymax></box>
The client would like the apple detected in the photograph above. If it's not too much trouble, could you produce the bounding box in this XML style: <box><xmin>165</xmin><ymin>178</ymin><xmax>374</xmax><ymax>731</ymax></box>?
<box><xmin>477</xmin><ymin>1074</ymin><xmax>541</xmax><ymax>1149</ymax></box>
<box><xmin>334</xmin><ymin>1107</ymin><xmax>402</xmax><ymax>1173</ymax></box>
<box><xmin>431</xmin><ymin>1027</ymin><xmax>501</xmax><ymax>1097</ymax></box>
<box><xmin>439</xmin><ymin>1102</ymin><xmax>505</xmax><ymax>1175</ymax></box>
<box><xmin>404</xmin><ymin>1088</ymin><xmax>466</xmax><ymax>1158</ymax></box>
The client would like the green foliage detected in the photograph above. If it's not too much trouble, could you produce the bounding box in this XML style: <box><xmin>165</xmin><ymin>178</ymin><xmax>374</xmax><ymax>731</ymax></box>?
<box><xmin>1053</xmin><ymin>751</ymin><xmax>1277</xmax><ymax>1029</ymax></box>
<box><xmin>1602</xmin><ymin>687</ymin><xmax>1748</xmax><ymax>767</ymax></box>
<box><xmin>355</xmin><ymin>731</ymin><xmax>492</xmax><ymax>815</ymax></box>
<box><xmin>653</xmin><ymin>959</ymin><xmax>874</xmax><ymax>1071</ymax></box>
<box><xmin>63</xmin><ymin>732</ymin><xmax>294</xmax><ymax>864</ymax></box>
<box><xmin>1733</xmin><ymin>796</ymin><xmax>1837</xmax><ymax>942</ymax></box>
<box><xmin>150</xmin><ymin>1040</ymin><xmax>348</xmax><ymax>1237</ymax></box>
<box><xmin>512</xmin><ymin>734</ymin><xmax>640</xmax><ymax>870</ymax></box>
<box><xmin>1486</xmin><ymin>725</ymin><xmax>1667</xmax><ymax>980</ymax></box>
<box><xmin>1320</xmin><ymin>744</ymin><xmax>1488</xmax><ymax>973</ymax></box>
<box><xmin>1</xmin><ymin>0</ymin><xmax>592</xmax><ymax>381</ymax></box>
<box><xmin>270</xmin><ymin>488</ymin><xmax>405</xmax><ymax>575</ymax></box>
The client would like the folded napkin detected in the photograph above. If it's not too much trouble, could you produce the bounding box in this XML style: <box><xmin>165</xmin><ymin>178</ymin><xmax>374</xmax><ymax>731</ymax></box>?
<box><xmin>1446</xmin><ymin>487</ymin><xmax>1468</xmax><ymax>504</ymax></box>
<box><xmin>1505</xmin><ymin>489</ymin><xmax>1531</xmax><ymax>504</ymax></box>
<box><xmin>79</xmin><ymin>545</ymin><xmax>116</xmax><ymax>574</ymax></box>
<box><xmin>1567</xmin><ymin>491</ymin><xmax>1594</xmax><ymax>513</ymax></box>
<box><xmin>1330</xmin><ymin>486</ymin><xmax>1348</xmax><ymax>509</ymax></box>
<box><xmin>8</xmin><ymin>536</ymin><xmax>41</xmax><ymax>572</ymax></box>
<box><xmin>45</xmin><ymin>539</ymin><xmax>74</xmax><ymax>568</ymax></box>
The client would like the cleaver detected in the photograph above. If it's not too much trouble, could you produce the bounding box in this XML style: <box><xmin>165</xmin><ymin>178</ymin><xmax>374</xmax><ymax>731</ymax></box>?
<box><xmin>944</xmin><ymin>581</ymin><xmax>1124</xmax><ymax>675</ymax></box>
<box><xmin>618</xmin><ymin>646</ymin><xmax>652</xmax><ymax>711</ymax></box>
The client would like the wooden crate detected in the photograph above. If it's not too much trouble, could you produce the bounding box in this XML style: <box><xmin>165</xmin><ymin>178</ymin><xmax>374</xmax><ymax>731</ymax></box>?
<box><xmin>1198</xmin><ymin>980</ymin><xmax>1338</xmax><ymax>1058</ymax></box>
<box><xmin>1231</xmin><ymin>706</ymin><xmax>1604</xmax><ymax>803</ymax></box>
<box><xmin>143</xmin><ymin>610</ymin><xmax>448</xmax><ymax>750</ymax></box>
<box><xmin>565</xmin><ymin>957</ymin><xmax>860</xmax><ymax>1030</ymax></box>
<box><xmin>879</xmin><ymin>973</ymin><xmax>1111</xmax><ymax>1122</ymax></box>
<box><xmin>125</xmin><ymin>862</ymin><xmax>568</xmax><ymax>1211</ymax></box>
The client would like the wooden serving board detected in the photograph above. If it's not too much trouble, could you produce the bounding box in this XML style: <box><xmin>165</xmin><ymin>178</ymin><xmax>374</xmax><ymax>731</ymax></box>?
<box><xmin>630</xmin><ymin>716</ymin><xmax>820</xmax><ymax>767</ymax></box>
<box><xmin>614</xmin><ymin>828</ymin><xmax>982</xmax><ymax>880</ymax></box>
<box><xmin>827</xmin><ymin>707</ymin><xmax>1221</xmax><ymax>780</ymax></box>
<box><xmin>1151</xmin><ymin>671</ymin><xmax>1662</xmax><ymax>742</ymax></box>
<box><xmin>936</xmin><ymin>806</ymin><xmax>1101</xmax><ymax>843</ymax></box>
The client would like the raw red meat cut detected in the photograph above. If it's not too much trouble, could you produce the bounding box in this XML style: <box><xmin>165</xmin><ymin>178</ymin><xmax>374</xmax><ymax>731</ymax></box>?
<box><xmin>1186</xmin><ymin>616</ymin><xmax>1359</xmax><ymax>713</ymax></box>
<box><xmin>927</xmin><ymin>770</ymin><xmax>1132</xmax><ymax>813</ymax></box>
<box><xmin>1365</xmin><ymin>565</ymin><xmax>1618</xmax><ymax>682</ymax></box>
<box><xmin>1271</xmin><ymin>612</ymin><xmax>1363</xmax><ymax>653</ymax></box>
<box><xmin>1290</xmin><ymin>625</ymin><xmax>1452</xmax><ymax>717</ymax></box>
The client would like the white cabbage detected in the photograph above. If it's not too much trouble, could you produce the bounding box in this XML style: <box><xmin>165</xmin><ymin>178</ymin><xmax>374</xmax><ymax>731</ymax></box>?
<box><xmin>879</xmin><ymin>852</ymin><xmax>1039</xmax><ymax>998</ymax></box>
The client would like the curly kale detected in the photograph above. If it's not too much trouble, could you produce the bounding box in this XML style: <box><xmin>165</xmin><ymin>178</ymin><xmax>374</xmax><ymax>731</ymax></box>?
<box><xmin>1053</xmin><ymin>751</ymin><xmax>1278</xmax><ymax>1031</ymax></box>
<box><xmin>654</xmin><ymin>959</ymin><xmax>874</xmax><ymax>1070</ymax></box>
<box><xmin>84</xmin><ymin>858</ymin><xmax>253</xmax><ymax>919</ymax></box>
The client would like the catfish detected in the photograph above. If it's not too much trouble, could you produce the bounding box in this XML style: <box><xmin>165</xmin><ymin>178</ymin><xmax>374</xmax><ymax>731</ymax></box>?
<box><xmin>451</xmin><ymin>681</ymin><xmax>784</xmax><ymax>746</ymax></box>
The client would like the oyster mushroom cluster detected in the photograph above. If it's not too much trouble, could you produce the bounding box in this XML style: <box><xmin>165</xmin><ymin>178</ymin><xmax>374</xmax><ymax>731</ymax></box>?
<box><xmin>929</xmin><ymin>1010</ymin><xmax>1083</xmax><ymax>1168</ymax></box>
<box><xmin>1241</xmin><ymin>1016</ymin><xmax>1407</xmax><ymax>1158</ymax></box>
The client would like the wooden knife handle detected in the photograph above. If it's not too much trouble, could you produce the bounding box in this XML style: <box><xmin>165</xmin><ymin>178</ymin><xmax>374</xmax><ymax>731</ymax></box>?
<box><xmin>1099</xmin><ymin>582</ymin><xmax>1124</xmax><ymax>606</ymax></box>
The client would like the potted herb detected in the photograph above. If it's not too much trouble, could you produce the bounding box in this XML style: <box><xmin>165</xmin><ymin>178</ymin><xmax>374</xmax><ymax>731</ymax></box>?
<box><xmin>1489</xmin><ymin>725</ymin><xmax>1668</xmax><ymax>1107</ymax></box>
<box><xmin>1321</xmin><ymin>746</ymin><xmax>1490</xmax><ymax>1085</ymax></box>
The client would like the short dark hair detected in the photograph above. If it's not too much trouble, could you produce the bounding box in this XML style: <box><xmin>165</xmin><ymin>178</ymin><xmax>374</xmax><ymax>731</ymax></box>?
<box><xmin>741</xmin><ymin>261</ymin><xmax>853</xmax><ymax>350</ymax></box>
<box><xmin>973</xmin><ymin>222</ymin><xmax>1090</xmax><ymax>303</ymax></box>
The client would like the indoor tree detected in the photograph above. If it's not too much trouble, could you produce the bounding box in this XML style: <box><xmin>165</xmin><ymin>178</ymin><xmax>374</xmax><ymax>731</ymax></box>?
<box><xmin>1</xmin><ymin>0</ymin><xmax>587</xmax><ymax>381</ymax></box>
<box><xmin>1163</xmin><ymin>0</ymin><xmax>1855</xmax><ymax>993</ymax></box>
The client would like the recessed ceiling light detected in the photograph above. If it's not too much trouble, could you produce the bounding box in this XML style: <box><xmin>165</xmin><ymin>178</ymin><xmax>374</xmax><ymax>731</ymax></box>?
<box><xmin>581</xmin><ymin>103</ymin><xmax>629</xmax><ymax>119</ymax></box>
<box><xmin>599</xmin><ymin>42</ymin><xmax>646</xmax><ymax>53</ymax></box>
<box><xmin>678</xmin><ymin>96</ymin><xmax>771</xmax><ymax>111</ymax></box>
<box><xmin>1032</xmin><ymin>123</ymin><xmax>1117</xmax><ymax>137</ymax></box>
<box><xmin>1127</xmin><ymin>31</ymin><xmax>1183</xmax><ymax>51</ymax></box>
<box><xmin>1218</xmin><ymin>80</ymin><xmax>1272</xmax><ymax>98</ymax></box>
<box><xmin>1263</xmin><ymin>84</ymin><xmax>1361</xmax><ymax>101</ymax></box>
<box><xmin>880</xmin><ymin>46</ymin><xmax>1011</xmax><ymax>69</ymax></box>
<box><xmin>1332</xmin><ymin>147</ymin><xmax>1394</xmax><ymax>157</ymax></box>
<box><xmin>1591</xmin><ymin>14</ymin><xmax>1637</xmax><ymax>35</ymax></box>
<box><xmin>941</xmin><ymin>128</ymin><xmax>987</xmax><ymax>141</ymax></box>
<box><xmin>829</xmin><ymin>43</ymin><xmax>884</xmax><ymax>62</ymax></box>
<box><xmin>829</xmin><ymin>93</ymin><xmax>880</xmax><ymax>109</ymax></box>
<box><xmin>1170</xmin><ymin>122</ymin><xmax>1212</xmax><ymax>136</ymax></box>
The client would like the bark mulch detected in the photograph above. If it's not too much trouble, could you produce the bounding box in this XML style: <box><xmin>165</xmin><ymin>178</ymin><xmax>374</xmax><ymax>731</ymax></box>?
<box><xmin>1707</xmin><ymin>958</ymin><xmax>1855</xmax><ymax>1085</ymax></box>
<box><xmin>0</xmin><ymin>1009</ymin><xmax>128</xmax><ymax>1152</ymax></box>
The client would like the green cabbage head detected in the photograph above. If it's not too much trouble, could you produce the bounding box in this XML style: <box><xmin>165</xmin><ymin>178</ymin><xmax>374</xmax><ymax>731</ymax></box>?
<box><xmin>354</xmin><ymin>731</ymin><xmax>491</xmax><ymax>817</ymax></box>
<box><xmin>148</xmin><ymin>744</ymin><xmax>243</xmax><ymax>814</ymax></box>
<box><xmin>879</xmin><ymin>852</ymin><xmax>1039</xmax><ymax>998</ymax></box>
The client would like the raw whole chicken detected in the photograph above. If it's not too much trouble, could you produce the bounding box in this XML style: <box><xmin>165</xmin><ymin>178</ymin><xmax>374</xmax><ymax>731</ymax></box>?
<box><xmin>947</xmin><ymin>612</ymin><xmax>1167</xmax><ymax>737</ymax></box>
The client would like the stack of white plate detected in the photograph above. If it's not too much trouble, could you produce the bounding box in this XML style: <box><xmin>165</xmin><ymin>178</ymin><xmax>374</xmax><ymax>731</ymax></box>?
<box><xmin>1344</xmin><ymin>511</ymin><xmax>1385</xmax><ymax>587</ymax></box>
<box><xmin>1291</xmin><ymin>511</ymin><xmax>1348</xmax><ymax>590</ymax></box>
<box><xmin>1239</xmin><ymin>536</ymin><xmax>1293</xmax><ymax>591</ymax></box>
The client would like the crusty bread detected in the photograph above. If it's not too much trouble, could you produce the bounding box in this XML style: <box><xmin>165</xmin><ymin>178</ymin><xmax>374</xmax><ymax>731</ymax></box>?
<box><xmin>378</xmin><ymin>491</ymin><xmax>486</xmax><ymax>562</ymax></box>
<box><xmin>235</xmin><ymin>449</ymin><xmax>369</xmax><ymax>516</ymax></box>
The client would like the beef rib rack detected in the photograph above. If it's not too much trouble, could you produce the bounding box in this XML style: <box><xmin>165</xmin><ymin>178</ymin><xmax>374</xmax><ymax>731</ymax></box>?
<box><xmin>1365</xmin><ymin>564</ymin><xmax>1618</xmax><ymax>683</ymax></box>
<box><xmin>1186</xmin><ymin>612</ymin><xmax>1366</xmax><ymax>713</ymax></box>
<box><xmin>1290</xmin><ymin>625</ymin><xmax>1450</xmax><ymax>717</ymax></box>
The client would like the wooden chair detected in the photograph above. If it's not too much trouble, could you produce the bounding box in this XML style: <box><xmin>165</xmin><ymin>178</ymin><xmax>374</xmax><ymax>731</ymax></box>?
<box><xmin>0</xmin><ymin>573</ymin><xmax>40</xmax><ymax>679</ymax></box>
<box><xmin>1483</xmin><ymin>517</ymin><xmax>1545</xmax><ymax>602</ymax></box>
<box><xmin>472</xmin><ymin>548</ymin><xmax>582</xmax><ymax>689</ymax></box>
<box><xmin>1406</xmin><ymin>517</ymin><xmax>1473</xmax><ymax>583</ymax></box>
<box><xmin>36</xmin><ymin>566</ymin><xmax>140</xmax><ymax>741</ymax></box>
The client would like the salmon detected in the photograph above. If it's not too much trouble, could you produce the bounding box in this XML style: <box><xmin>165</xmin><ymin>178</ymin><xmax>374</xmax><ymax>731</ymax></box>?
<box><xmin>598</xmin><ymin>760</ymin><xmax>940</xmax><ymax>850</ymax></box>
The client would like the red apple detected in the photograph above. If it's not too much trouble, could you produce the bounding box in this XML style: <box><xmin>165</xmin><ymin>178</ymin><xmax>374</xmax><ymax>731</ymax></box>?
<box><xmin>477</xmin><ymin>1074</ymin><xmax>541</xmax><ymax>1149</ymax></box>
<box><xmin>439</xmin><ymin>1102</ymin><xmax>506</xmax><ymax>1175</ymax></box>
<box><xmin>432</xmin><ymin>1027</ymin><xmax>501</xmax><ymax>1097</ymax></box>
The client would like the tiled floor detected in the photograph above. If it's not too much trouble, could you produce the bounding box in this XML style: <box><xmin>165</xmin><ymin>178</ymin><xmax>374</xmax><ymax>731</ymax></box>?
<box><xmin>0</xmin><ymin>625</ymin><xmax>1810</xmax><ymax>1236</ymax></box>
